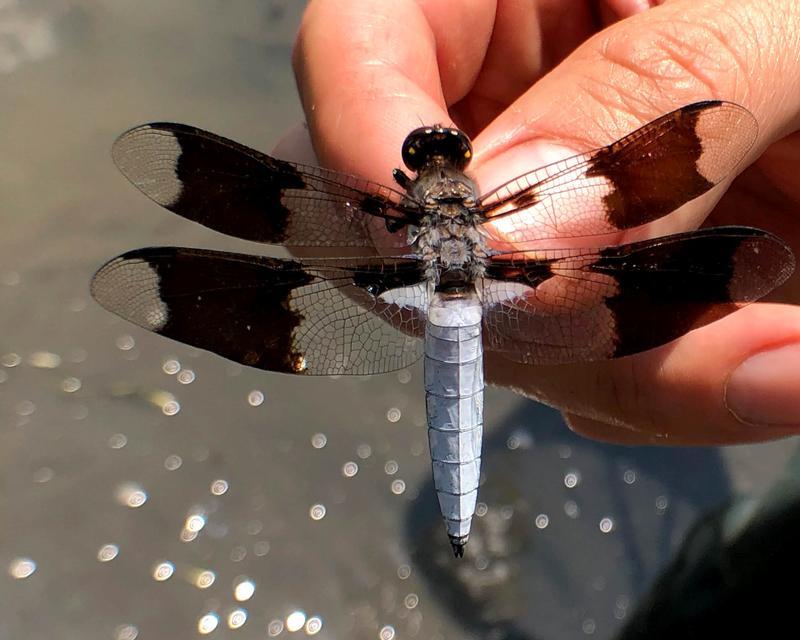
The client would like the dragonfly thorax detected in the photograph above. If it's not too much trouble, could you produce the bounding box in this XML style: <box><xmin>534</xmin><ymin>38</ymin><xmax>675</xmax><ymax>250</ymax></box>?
<box><xmin>415</xmin><ymin>214</ymin><xmax>487</xmax><ymax>287</ymax></box>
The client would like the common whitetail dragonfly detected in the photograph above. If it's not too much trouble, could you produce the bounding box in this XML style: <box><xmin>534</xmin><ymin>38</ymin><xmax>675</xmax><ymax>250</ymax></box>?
<box><xmin>92</xmin><ymin>101</ymin><xmax>794</xmax><ymax>557</ymax></box>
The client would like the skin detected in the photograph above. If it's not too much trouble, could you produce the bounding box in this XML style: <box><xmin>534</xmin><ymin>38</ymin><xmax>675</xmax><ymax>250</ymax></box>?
<box><xmin>280</xmin><ymin>0</ymin><xmax>800</xmax><ymax>445</ymax></box>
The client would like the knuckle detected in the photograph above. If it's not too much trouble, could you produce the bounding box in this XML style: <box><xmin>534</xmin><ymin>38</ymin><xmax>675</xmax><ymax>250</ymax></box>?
<box><xmin>583</xmin><ymin>10</ymin><xmax>762</xmax><ymax>114</ymax></box>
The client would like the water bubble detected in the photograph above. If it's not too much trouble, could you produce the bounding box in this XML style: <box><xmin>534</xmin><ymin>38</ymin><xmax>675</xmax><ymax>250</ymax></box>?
<box><xmin>97</xmin><ymin>544</ymin><xmax>119</xmax><ymax>562</ymax></box>
<box><xmin>116</xmin><ymin>483</ymin><xmax>147</xmax><ymax>508</ymax></box>
<box><xmin>379</xmin><ymin>625</ymin><xmax>396</xmax><ymax>640</ymax></box>
<box><xmin>356</xmin><ymin>444</ymin><xmax>372</xmax><ymax>459</ymax></box>
<box><xmin>391</xmin><ymin>480</ymin><xmax>406</xmax><ymax>495</ymax></box>
<box><xmin>267</xmin><ymin>619</ymin><xmax>284</xmax><ymax>636</ymax></box>
<box><xmin>384</xmin><ymin>460</ymin><xmax>399</xmax><ymax>475</ymax></box>
<box><xmin>254</xmin><ymin>540</ymin><xmax>270</xmax><ymax>556</ymax></box>
<box><xmin>195</xmin><ymin>570</ymin><xmax>216</xmax><ymax>589</ymax></box>
<box><xmin>286</xmin><ymin>611</ymin><xmax>306</xmax><ymax>632</ymax></box>
<box><xmin>535</xmin><ymin>514</ymin><xmax>550</xmax><ymax>529</ymax></box>
<box><xmin>108</xmin><ymin>433</ymin><xmax>127</xmax><ymax>449</ymax></box>
<box><xmin>564</xmin><ymin>500</ymin><xmax>580</xmax><ymax>519</ymax></box>
<box><xmin>185</xmin><ymin>513</ymin><xmax>206</xmax><ymax>533</ymax></box>
<box><xmin>342</xmin><ymin>461</ymin><xmax>359</xmax><ymax>477</ymax></box>
<box><xmin>210</xmin><ymin>479</ymin><xmax>229</xmax><ymax>496</ymax></box>
<box><xmin>114</xmin><ymin>625</ymin><xmax>138</xmax><ymax>640</ymax></box>
<box><xmin>507</xmin><ymin>429</ymin><xmax>534</xmax><ymax>450</ymax></box>
<box><xmin>16</xmin><ymin>400</ymin><xmax>35</xmax><ymax>416</ymax></box>
<box><xmin>305</xmin><ymin>616</ymin><xmax>323</xmax><ymax>635</ymax></box>
<box><xmin>564</xmin><ymin>470</ymin><xmax>581</xmax><ymax>489</ymax></box>
<box><xmin>475</xmin><ymin>502</ymin><xmax>488</xmax><ymax>517</ymax></box>
<box><xmin>397</xmin><ymin>564</ymin><xmax>411</xmax><ymax>580</ymax></box>
<box><xmin>197</xmin><ymin>613</ymin><xmax>219</xmax><ymax>634</ymax></box>
<box><xmin>623</xmin><ymin>469</ymin><xmax>637</xmax><ymax>484</ymax></box>
<box><xmin>162</xmin><ymin>400</ymin><xmax>180</xmax><ymax>416</ymax></box>
<box><xmin>145</xmin><ymin>389</ymin><xmax>175</xmax><ymax>413</ymax></box>
<box><xmin>231</xmin><ymin>546</ymin><xmax>247</xmax><ymax>562</ymax></box>
<box><xmin>234</xmin><ymin>577</ymin><xmax>256</xmax><ymax>602</ymax></box>
<box><xmin>386</xmin><ymin>407</ymin><xmax>402</xmax><ymax>423</ymax></box>
<box><xmin>599</xmin><ymin>517</ymin><xmax>614</xmax><ymax>533</ymax></box>
<box><xmin>152</xmin><ymin>561</ymin><xmax>174</xmax><ymax>581</ymax></box>
<box><xmin>162</xmin><ymin>359</ymin><xmax>180</xmax><ymax>375</ymax></box>
<box><xmin>397</xmin><ymin>370</ymin><xmax>412</xmax><ymax>384</ymax></box>
<box><xmin>655</xmin><ymin>495</ymin><xmax>669</xmax><ymax>514</ymax></box>
<box><xmin>309</xmin><ymin>504</ymin><xmax>326</xmax><ymax>521</ymax></box>
<box><xmin>311</xmin><ymin>433</ymin><xmax>327</xmax><ymax>449</ymax></box>
<box><xmin>1</xmin><ymin>352</ymin><xmax>21</xmax><ymax>367</ymax></box>
<box><xmin>582</xmin><ymin>618</ymin><xmax>597</xmax><ymax>635</ymax></box>
<box><xmin>227</xmin><ymin>608</ymin><xmax>248</xmax><ymax>629</ymax></box>
<box><xmin>61</xmin><ymin>377</ymin><xmax>81</xmax><ymax>393</ymax></box>
<box><xmin>404</xmin><ymin>593</ymin><xmax>419</xmax><ymax>609</ymax></box>
<box><xmin>177</xmin><ymin>369</ymin><xmax>195</xmax><ymax>384</ymax></box>
<box><xmin>8</xmin><ymin>557</ymin><xmax>36</xmax><ymax>579</ymax></box>
<box><xmin>248</xmin><ymin>390</ymin><xmax>265</xmax><ymax>406</ymax></box>
<box><xmin>180</xmin><ymin>529</ymin><xmax>198</xmax><ymax>543</ymax></box>
<box><xmin>115</xmin><ymin>335</ymin><xmax>135</xmax><ymax>351</ymax></box>
<box><xmin>245</xmin><ymin>520</ymin><xmax>263</xmax><ymax>535</ymax></box>
<box><xmin>164</xmin><ymin>454</ymin><xmax>182</xmax><ymax>471</ymax></box>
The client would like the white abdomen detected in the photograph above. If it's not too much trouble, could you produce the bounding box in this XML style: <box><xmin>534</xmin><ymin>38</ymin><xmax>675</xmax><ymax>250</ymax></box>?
<box><xmin>424</xmin><ymin>291</ymin><xmax>484</xmax><ymax>555</ymax></box>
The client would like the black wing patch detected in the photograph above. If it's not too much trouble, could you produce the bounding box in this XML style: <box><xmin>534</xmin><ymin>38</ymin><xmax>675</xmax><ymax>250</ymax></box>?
<box><xmin>478</xmin><ymin>101</ymin><xmax>757</xmax><ymax>244</ymax></box>
<box><xmin>483</xmin><ymin>227</ymin><xmax>794</xmax><ymax>364</ymax></box>
<box><xmin>91</xmin><ymin>248</ymin><xmax>428</xmax><ymax>375</ymax></box>
<box><xmin>112</xmin><ymin>123</ymin><xmax>419</xmax><ymax>250</ymax></box>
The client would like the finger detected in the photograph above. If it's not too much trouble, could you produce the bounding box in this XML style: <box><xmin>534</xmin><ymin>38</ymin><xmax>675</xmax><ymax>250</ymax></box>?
<box><xmin>292</xmin><ymin>0</ymin><xmax>493</xmax><ymax>183</ymax></box>
<box><xmin>486</xmin><ymin>303</ymin><xmax>800</xmax><ymax>445</ymax></box>
<box><xmin>601</xmin><ymin>0</ymin><xmax>663</xmax><ymax>20</ymax></box>
<box><xmin>292</xmin><ymin>0</ymin><xmax>657</xmax><ymax>180</ymax></box>
<box><xmin>479</xmin><ymin>0</ymin><xmax>800</xmax><ymax>443</ymax></box>
<box><xmin>473</xmin><ymin>0</ymin><xmax>800</xmax><ymax>239</ymax></box>
<box><xmin>450</xmin><ymin>0</ymin><xmax>593</xmax><ymax>130</ymax></box>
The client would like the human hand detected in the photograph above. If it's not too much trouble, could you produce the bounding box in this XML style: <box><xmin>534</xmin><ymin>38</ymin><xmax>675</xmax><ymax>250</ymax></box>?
<box><xmin>286</xmin><ymin>0</ymin><xmax>800</xmax><ymax>445</ymax></box>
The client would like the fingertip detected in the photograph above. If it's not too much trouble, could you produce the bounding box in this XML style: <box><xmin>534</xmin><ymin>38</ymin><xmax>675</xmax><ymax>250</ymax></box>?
<box><xmin>293</xmin><ymin>0</ymin><xmax>449</xmax><ymax>183</ymax></box>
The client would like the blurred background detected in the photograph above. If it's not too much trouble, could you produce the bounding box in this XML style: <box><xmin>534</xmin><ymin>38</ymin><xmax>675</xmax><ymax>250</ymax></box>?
<box><xmin>1</xmin><ymin>2</ymin><xmax>797</xmax><ymax>639</ymax></box>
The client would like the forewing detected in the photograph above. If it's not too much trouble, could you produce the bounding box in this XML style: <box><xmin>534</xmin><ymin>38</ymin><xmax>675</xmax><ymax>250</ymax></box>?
<box><xmin>91</xmin><ymin>248</ymin><xmax>428</xmax><ymax>375</ymax></box>
<box><xmin>482</xmin><ymin>227</ymin><xmax>794</xmax><ymax>365</ymax></box>
<box><xmin>112</xmin><ymin>123</ymin><xmax>416</xmax><ymax>250</ymax></box>
<box><xmin>478</xmin><ymin>102</ymin><xmax>757</xmax><ymax>244</ymax></box>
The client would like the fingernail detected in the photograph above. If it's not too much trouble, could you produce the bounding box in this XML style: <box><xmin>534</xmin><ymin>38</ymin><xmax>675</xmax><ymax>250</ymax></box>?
<box><xmin>726</xmin><ymin>343</ymin><xmax>800</xmax><ymax>426</ymax></box>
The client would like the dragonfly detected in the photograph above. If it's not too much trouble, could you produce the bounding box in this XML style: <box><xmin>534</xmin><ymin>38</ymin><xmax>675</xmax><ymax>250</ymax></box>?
<box><xmin>91</xmin><ymin>101</ymin><xmax>794</xmax><ymax>557</ymax></box>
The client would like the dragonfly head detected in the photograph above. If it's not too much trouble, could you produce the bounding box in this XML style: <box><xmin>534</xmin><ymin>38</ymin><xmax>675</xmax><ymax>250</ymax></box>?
<box><xmin>402</xmin><ymin>125</ymin><xmax>473</xmax><ymax>173</ymax></box>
